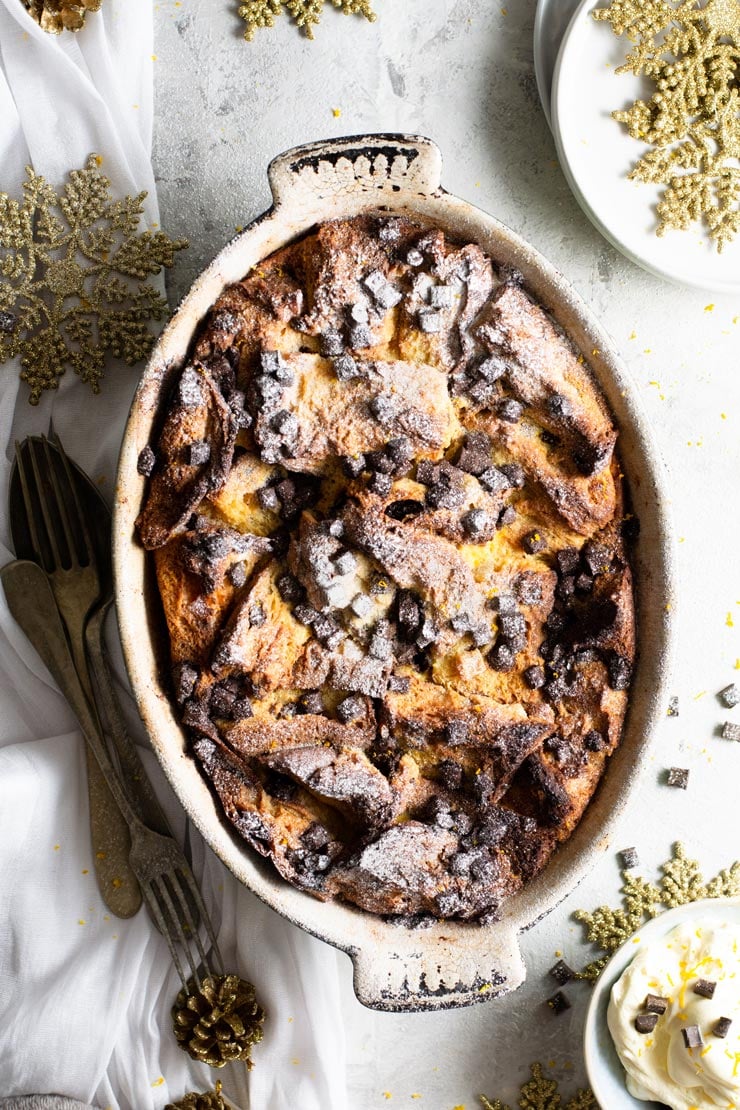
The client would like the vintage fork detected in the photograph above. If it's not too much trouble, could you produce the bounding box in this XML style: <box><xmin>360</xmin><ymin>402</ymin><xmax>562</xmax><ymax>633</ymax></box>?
<box><xmin>13</xmin><ymin>435</ymin><xmax>140</xmax><ymax>918</ymax></box>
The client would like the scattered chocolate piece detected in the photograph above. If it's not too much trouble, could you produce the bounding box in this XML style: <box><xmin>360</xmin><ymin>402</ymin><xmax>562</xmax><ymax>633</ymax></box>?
<box><xmin>228</xmin><ymin>561</ymin><xmax>248</xmax><ymax>588</ymax></box>
<box><xmin>523</xmin><ymin>665</ymin><xmax>546</xmax><ymax>690</ymax></box>
<box><xmin>293</xmin><ymin>603</ymin><xmax>319</xmax><ymax>626</ymax></box>
<box><xmin>351</xmin><ymin>593</ymin><xmax>374</xmax><ymax>619</ymax></box>
<box><xmin>714</xmin><ymin>1017</ymin><xmax>732</xmax><ymax>1038</ymax></box>
<box><xmin>320</xmin><ymin>328</ymin><xmax>345</xmax><ymax>358</ymax></box>
<box><xmin>693</xmin><ymin>979</ymin><xmax>717</xmax><ymax>999</ymax></box>
<box><xmin>369</xmin><ymin>472</ymin><xmax>393</xmax><ymax>496</ymax></box>
<box><xmin>137</xmin><ymin>445</ymin><xmax>156</xmax><ymax>476</ymax></box>
<box><xmin>248</xmin><ymin>603</ymin><xmax>266</xmax><ymax>627</ymax></box>
<box><xmin>429</xmin><ymin>284</ymin><xmax>455</xmax><ymax>309</ymax></box>
<box><xmin>556</xmin><ymin>547</ymin><xmax>580</xmax><ymax>576</ymax></box>
<box><xmin>187</xmin><ymin>440</ymin><xmax>211</xmax><ymax>467</ymax></box>
<box><xmin>720</xmin><ymin>684</ymin><xmax>740</xmax><ymax>709</ymax></box>
<box><xmin>299</xmin><ymin>691</ymin><xmax>325</xmax><ymax>715</ymax></box>
<box><xmin>722</xmin><ymin>721</ymin><xmax>740</xmax><ymax>741</ymax></box>
<box><xmin>257</xmin><ymin>485</ymin><xmax>280</xmax><ymax>512</ymax></box>
<box><xmin>681</xmin><ymin>1025</ymin><xmax>704</xmax><ymax>1050</ymax></box>
<box><xmin>349</xmin><ymin>323</ymin><xmax>373</xmax><ymax>348</ymax></box>
<box><xmin>667</xmin><ymin>695</ymin><xmax>679</xmax><ymax>717</ymax></box>
<box><xmin>619</xmin><ymin>847</ymin><xmax>639</xmax><ymax>869</ymax></box>
<box><xmin>489</xmin><ymin>642</ymin><xmax>515</xmax><ymax>672</ymax></box>
<box><xmin>476</xmin><ymin>355</ymin><xmax>507</xmax><ymax>383</ymax></box>
<box><xmin>667</xmin><ymin>767</ymin><xmax>690</xmax><ymax>789</ymax></box>
<box><xmin>635</xmin><ymin>1013</ymin><xmax>659</xmax><ymax>1034</ymax></box>
<box><xmin>582</xmin><ymin>541</ymin><xmax>611</xmax><ymax>577</ymax></box>
<box><xmin>550</xmin><ymin>959</ymin><xmax>575</xmax><ymax>986</ymax></box>
<box><xmin>418</xmin><ymin>309</ymin><xmax>443</xmax><ymax>333</ymax></box>
<box><xmin>313</xmin><ymin>613</ymin><xmax>344</xmax><ymax>650</ymax></box>
<box><xmin>575</xmin><ymin>572</ymin><xmax>594</xmax><ymax>594</ymax></box>
<box><xmin>333</xmin><ymin>353</ymin><xmax>361</xmax><ymax>381</ymax></box>
<box><xmin>444</xmin><ymin>719</ymin><xmax>469</xmax><ymax>746</ymax></box>
<box><xmin>608</xmin><ymin>653</ymin><xmax>632</xmax><ymax>691</ymax></box>
<box><xmin>387</xmin><ymin>674</ymin><xmax>410</xmax><ymax>694</ymax></box>
<box><xmin>461</xmin><ymin>508</ymin><xmax>491</xmax><ymax>538</ymax></box>
<box><xmin>178</xmin><ymin>366</ymin><xmax>204</xmax><ymax>408</ymax></box>
<box><xmin>343</xmin><ymin>453</ymin><xmax>366</xmax><ymax>478</ymax></box>
<box><xmin>500</xmin><ymin>462</ymin><xmax>525</xmax><ymax>488</ymax></box>
<box><xmin>479</xmin><ymin>465</ymin><xmax>512</xmax><ymax>494</ymax></box>
<box><xmin>369</xmin><ymin>394</ymin><xmax>397</xmax><ymax>424</ymax></box>
<box><xmin>498</xmin><ymin>398</ymin><xmax>523</xmax><ymax>423</ymax></box>
<box><xmin>386</xmin><ymin>499</ymin><xmax>425</xmax><ymax>522</ymax></box>
<box><xmin>645</xmin><ymin>994</ymin><xmax>669</xmax><ymax>1014</ymax></box>
<box><xmin>277</xmin><ymin>573</ymin><xmax>303</xmax><ymax>603</ymax></box>
<box><xmin>334</xmin><ymin>550</ymin><xmax>358</xmax><ymax>576</ymax></box>
<box><xmin>522</xmin><ymin>530</ymin><xmax>546</xmax><ymax>555</ymax></box>
<box><xmin>173</xmin><ymin>662</ymin><xmax>198</xmax><ymax>705</ymax></box>
<box><xmin>547</xmin><ymin>991</ymin><xmax>571</xmax><ymax>1015</ymax></box>
<box><xmin>457</xmin><ymin>432</ymin><xmax>492</xmax><ymax>476</ymax></box>
<box><xmin>583</xmin><ymin>729</ymin><xmax>605</xmax><ymax>753</ymax></box>
<box><xmin>337</xmin><ymin>695</ymin><xmax>364</xmax><ymax>723</ymax></box>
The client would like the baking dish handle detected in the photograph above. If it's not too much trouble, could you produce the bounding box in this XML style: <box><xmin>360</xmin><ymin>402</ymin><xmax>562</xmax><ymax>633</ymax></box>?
<box><xmin>267</xmin><ymin>134</ymin><xmax>443</xmax><ymax>210</ymax></box>
<box><xmin>349</xmin><ymin>920</ymin><xmax>526</xmax><ymax>1012</ymax></box>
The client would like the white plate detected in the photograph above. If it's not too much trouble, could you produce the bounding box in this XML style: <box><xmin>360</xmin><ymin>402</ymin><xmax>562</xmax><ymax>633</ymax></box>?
<box><xmin>533</xmin><ymin>0</ymin><xmax>581</xmax><ymax>128</ymax></box>
<box><xmin>551</xmin><ymin>0</ymin><xmax>740</xmax><ymax>292</ymax></box>
<box><xmin>584</xmin><ymin>897</ymin><xmax>740</xmax><ymax>1109</ymax></box>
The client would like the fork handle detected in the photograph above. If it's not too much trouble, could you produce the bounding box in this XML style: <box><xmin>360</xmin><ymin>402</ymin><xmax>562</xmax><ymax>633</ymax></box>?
<box><xmin>1</xmin><ymin>561</ymin><xmax>148</xmax><ymax>843</ymax></box>
<box><xmin>86</xmin><ymin>604</ymin><xmax>172</xmax><ymax>837</ymax></box>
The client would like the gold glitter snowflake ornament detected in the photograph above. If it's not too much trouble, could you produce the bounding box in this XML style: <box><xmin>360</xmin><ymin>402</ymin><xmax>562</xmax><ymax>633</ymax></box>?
<box><xmin>0</xmin><ymin>156</ymin><xmax>187</xmax><ymax>404</ymax></box>
<box><xmin>594</xmin><ymin>0</ymin><xmax>740</xmax><ymax>250</ymax></box>
<box><xmin>22</xmin><ymin>0</ymin><xmax>102</xmax><ymax>33</ymax></box>
<box><xmin>238</xmin><ymin>0</ymin><xmax>375</xmax><ymax>40</ymax></box>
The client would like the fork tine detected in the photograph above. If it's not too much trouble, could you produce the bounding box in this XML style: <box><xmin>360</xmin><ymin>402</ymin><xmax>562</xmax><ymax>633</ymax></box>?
<box><xmin>51</xmin><ymin>431</ymin><xmax>96</xmax><ymax>568</ymax></box>
<box><xmin>27</xmin><ymin>437</ymin><xmax>64</xmax><ymax>570</ymax></box>
<box><xmin>175</xmin><ymin>865</ymin><xmax>224</xmax><ymax>976</ymax></box>
<box><xmin>166</xmin><ymin>872</ymin><xmax>211</xmax><ymax>975</ymax></box>
<box><xmin>156</xmin><ymin>876</ymin><xmax>203</xmax><ymax>990</ymax></box>
<box><xmin>142</xmin><ymin>881</ymin><xmax>189</xmax><ymax>991</ymax></box>
<box><xmin>40</xmin><ymin>435</ymin><xmax>78</xmax><ymax>569</ymax></box>
<box><xmin>14</xmin><ymin>440</ymin><xmax>45</xmax><ymax>566</ymax></box>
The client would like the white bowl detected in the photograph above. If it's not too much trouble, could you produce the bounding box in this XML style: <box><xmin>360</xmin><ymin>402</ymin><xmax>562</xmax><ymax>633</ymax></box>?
<box><xmin>584</xmin><ymin>897</ymin><xmax>740</xmax><ymax>1108</ymax></box>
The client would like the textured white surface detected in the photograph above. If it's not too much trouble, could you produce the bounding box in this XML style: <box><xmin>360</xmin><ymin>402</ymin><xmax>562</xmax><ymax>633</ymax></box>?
<box><xmin>150</xmin><ymin>0</ymin><xmax>740</xmax><ymax>1106</ymax></box>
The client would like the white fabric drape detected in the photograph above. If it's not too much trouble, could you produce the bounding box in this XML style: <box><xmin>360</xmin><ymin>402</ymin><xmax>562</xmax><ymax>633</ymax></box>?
<box><xmin>0</xmin><ymin>2</ymin><xmax>347</xmax><ymax>1106</ymax></box>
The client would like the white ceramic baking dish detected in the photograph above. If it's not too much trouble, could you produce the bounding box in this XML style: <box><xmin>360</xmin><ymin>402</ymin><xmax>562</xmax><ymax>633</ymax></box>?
<box><xmin>113</xmin><ymin>134</ymin><xmax>677</xmax><ymax>1012</ymax></box>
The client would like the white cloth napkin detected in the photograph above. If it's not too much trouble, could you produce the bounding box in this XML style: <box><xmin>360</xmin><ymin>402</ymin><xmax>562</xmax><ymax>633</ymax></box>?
<box><xmin>0</xmin><ymin>2</ymin><xmax>348</xmax><ymax>1107</ymax></box>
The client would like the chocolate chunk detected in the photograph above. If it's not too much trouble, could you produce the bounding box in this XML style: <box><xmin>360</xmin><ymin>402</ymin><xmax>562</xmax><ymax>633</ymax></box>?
<box><xmin>681</xmin><ymin>1025</ymin><xmax>703</xmax><ymax>1049</ymax></box>
<box><xmin>524</xmin><ymin>665</ymin><xmax>546</xmax><ymax>690</ymax></box>
<box><xmin>302</xmin><ymin>821</ymin><xmax>332</xmax><ymax>850</ymax></box>
<box><xmin>378</xmin><ymin>219</ymin><xmax>402</xmax><ymax>243</ymax></box>
<box><xmin>327</xmin><ymin>519</ymin><xmax>345</xmax><ymax>539</ymax></box>
<box><xmin>608</xmin><ymin>653</ymin><xmax>632</xmax><ymax>691</ymax></box>
<box><xmin>271</xmin><ymin>409</ymin><xmax>299</xmax><ymax>440</ymax></box>
<box><xmin>714</xmin><ymin>1017</ymin><xmax>732</xmax><ymax>1038</ymax></box>
<box><xmin>337</xmin><ymin>695</ymin><xmax>364</xmax><ymax>723</ymax></box>
<box><xmin>173</xmin><ymin>662</ymin><xmax>198</xmax><ymax>704</ymax></box>
<box><xmin>693</xmin><ymin>979</ymin><xmax>717</xmax><ymax>999</ymax></box>
<box><xmin>645</xmin><ymin>994</ymin><xmax>669</xmax><ymax>1014</ymax></box>
<box><xmin>418</xmin><ymin>309</ymin><xmax>442</xmax><ymax>333</ymax></box>
<box><xmin>722</xmin><ymin>721</ymin><xmax>740</xmax><ymax>741</ymax></box>
<box><xmin>313</xmin><ymin>614</ymin><xmax>344</xmax><ymax>650</ymax></box>
<box><xmin>406</xmin><ymin>247</ymin><xmax>424</xmax><ymax>266</ymax></box>
<box><xmin>635</xmin><ymin>1013</ymin><xmax>659</xmax><ymax>1034</ymax></box>
<box><xmin>386</xmin><ymin>436</ymin><xmax>413</xmax><ymax>469</ymax></box>
<box><xmin>349</xmin><ymin>323</ymin><xmax>373</xmax><ymax>348</ymax></box>
<box><xmin>137</xmin><ymin>445</ymin><xmax>156</xmax><ymax>476</ymax></box>
<box><xmin>522</xmin><ymin>530</ymin><xmax>546</xmax><ymax>555</ymax></box>
<box><xmin>575</xmin><ymin>572</ymin><xmax>594</xmax><ymax>594</ymax></box>
<box><xmin>367</xmin><ymin>449</ymin><xmax>395</xmax><ymax>474</ymax></box>
<box><xmin>556</xmin><ymin>576</ymin><xmax>576</xmax><ymax>602</ymax></box>
<box><xmin>178</xmin><ymin>366</ymin><xmax>204</xmax><ymax>408</ymax></box>
<box><xmin>437</xmin><ymin>759</ymin><xmax>463</xmax><ymax>792</ymax></box>
<box><xmin>334</xmin><ymin>550</ymin><xmax>358</xmax><ymax>576</ymax></box>
<box><xmin>667</xmin><ymin>767</ymin><xmax>690</xmax><ymax>789</ymax></box>
<box><xmin>546</xmin><ymin>392</ymin><xmax>572</xmax><ymax>419</ymax></box>
<box><xmin>248</xmin><ymin>603</ymin><xmax>266</xmax><ymax>627</ymax></box>
<box><xmin>456</xmin><ymin>432</ymin><xmax>492</xmax><ymax>476</ymax></box>
<box><xmin>582</xmin><ymin>541</ymin><xmax>612</xmax><ymax>577</ymax></box>
<box><xmin>619</xmin><ymin>847</ymin><xmax>639</xmax><ymax>869</ymax></box>
<box><xmin>294</xmin><ymin>603</ymin><xmax>319</xmax><ymax>626</ymax></box>
<box><xmin>444</xmin><ymin>719</ymin><xmax>469</xmax><ymax>746</ymax></box>
<box><xmin>277</xmin><ymin>573</ymin><xmax>303</xmax><ymax>602</ymax></box>
<box><xmin>369</xmin><ymin>472</ymin><xmax>393</xmax><ymax>496</ymax></box>
<box><xmin>369</xmin><ymin>621</ymin><xmax>393</xmax><ymax>661</ymax></box>
<box><xmin>369</xmin><ymin>394</ymin><xmax>397</xmax><ymax>424</ymax></box>
<box><xmin>257</xmin><ymin>484</ymin><xmax>280</xmax><ymax>512</ymax></box>
<box><xmin>547</xmin><ymin>991</ymin><xmax>571</xmax><ymax>1015</ymax></box>
<box><xmin>228</xmin><ymin>561</ymin><xmax>248</xmax><ymax>588</ymax></box>
<box><xmin>364</xmin><ymin>270</ymin><xmax>386</xmax><ymax>296</ymax></box>
<box><xmin>320</xmin><ymin>328</ymin><xmax>345</xmax><ymax>357</ymax></box>
<box><xmin>489</xmin><ymin>642</ymin><xmax>515</xmax><ymax>672</ymax></box>
<box><xmin>387</xmin><ymin>674</ymin><xmax>410</xmax><ymax>694</ymax></box>
<box><xmin>515</xmin><ymin>573</ymin><xmax>542</xmax><ymax>605</ymax></box>
<box><xmin>479</xmin><ymin>465</ymin><xmax>512</xmax><ymax>494</ymax></box>
<box><xmin>550</xmin><ymin>959</ymin><xmax>575</xmax><ymax>986</ymax></box>
<box><xmin>343</xmin><ymin>453</ymin><xmax>366</xmax><ymax>478</ymax></box>
<box><xmin>429</xmin><ymin>284</ymin><xmax>455</xmax><ymax>308</ymax></box>
<box><xmin>556</xmin><ymin>547</ymin><xmax>580</xmax><ymax>576</ymax></box>
<box><xmin>260</xmin><ymin>350</ymin><xmax>285</xmax><ymax>377</ymax></box>
<box><xmin>667</xmin><ymin>695</ymin><xmax>679</xmax><ymax>717</ymax></box>
<box><xmin>498</xmin><ymin>506</ymin><xmax>517</xmax><ymax>529</ymax></box>
<box><xmin>476</xmin><ymin>355</ymin><xmax>507</xmax><ymax>383</ymax></box>
<box><xmin>185</xmin><ymin>440</ymin><xmax>210</xmax><ymax>467</ymax></box>
<box><xmin>397</xmin><ymin>591</ymin><xmax>421</xmax><ymax>635</ymax></box>
<box><xmin>499</xmin><ymin>612</ymin><xmax>526</xmax><ymax>640</ymax></box>
<box><xmin>385</xmin><ymin>499</ymin><xmax>425</xmax><ymax>522</ymax></box>
<box><xmin>333</xmin><ymin>353</ymin><xmax>361</xmax><ymax>381</ymax></box>
<box><xmin>499</xmin><ymin>462</ymin><xmax>525</xmax><ymax>488</ymax></box>
<box><xmin>461</xmin><ymin>508</ymin><xmax>491</xmax><ymax>538</ymax></box>
<box><xmin>498</xmin><ymin>398</ymin><xmax>524</xmax><ymax>423</ymax></box>
<box><xmin>351</xmin><ymin>593</ymin><xmax>374</xmax><ymax>619</ymax></box>
<box><xmin>584</xmin><ymin>729</ymin><xmax>605</xmax><ymax>753</ymax></box>
<box><xmin>720</xmin><ymin>684</ymin><xmax>740</xmax><ymax>708</ymax></box>
<box><xmin>416</xmin><ymin>617</ymin><xmax>438</xmax><ymax>648</ymax></box>
<box><xmin>375</xmin><ymin>282</ymin><xmax>403</xmax><ymax>310</ymax></box>
<box><xmin>299</xmin><ymin>691</ymin><xmax>325</xmax><ymax>715</ymax></box>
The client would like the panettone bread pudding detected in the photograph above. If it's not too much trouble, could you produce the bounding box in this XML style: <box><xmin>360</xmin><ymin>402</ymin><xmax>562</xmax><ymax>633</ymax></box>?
<box><xmin>136</xmin><ymin>215</ymin><xmax>635</xmax><ymax>924</ymax></box>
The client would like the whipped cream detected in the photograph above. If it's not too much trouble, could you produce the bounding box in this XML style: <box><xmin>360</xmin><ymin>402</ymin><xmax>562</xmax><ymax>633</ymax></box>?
<box><xmin>608</xmin><ymin>919</ymin><xmax>740</xmax><ymax>1109</ymax></box>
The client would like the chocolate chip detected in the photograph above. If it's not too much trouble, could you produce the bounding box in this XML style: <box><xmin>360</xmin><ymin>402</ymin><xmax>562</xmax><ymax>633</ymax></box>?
<box><xmin>257</xmin><ymin>485</ymin><xmax>280</xmax><ymax>512</ymax></box>
<box><xmin>499</xmin><ymin>612</ymin><xmax>526</xmax><ymax>641</ymax></box>
<box><xmin>334</xmin><ymin>550</ymin><xmax>358</xmax><ymax>576</ymax></box>
<box><xmin>375</xmin><ymin>282</ymin><xmax>403</xmax><ymax>310</ymax></box>
<box><xmin>301</xmin><ymin>821</ymin><xmax>331</xmax><ymax>849</ymax></box>
<box><xmin>369</xmin><ymin>472</ymin><xmax>393</xmax><ymax>496</ymax></box>
<box><xmin>350</xmin><ymin>593</ymin><xmax>373</xmax><ymax>619</ymax></box>
<box><xmin>249</xmin><ymin>603</ymin><xmax>266</xmax><ymax>627</ymax></box>
<box><xmin>299</xmin><ymin>691</ymin><xmax>325</xmax><ymax>715</ymax></box>
<box><xmin>681</xmin><ymin>1025</ymin><xmax>703</xmax><ymax>1049</ymax></box>
<box><xmin>271</xmin><ymin>409</ymin><xmax>299</xmax><ymax>440</ymax></box>
<box><xmin>575</xmin><ymin>572</ymin><xmax>594</xmax><ymax>594</ymax></box>
<box><xmin>550</xmin><ymin>959</ymin><xmax>575</xmax><ymax>986</ymax></box>
<box><xmin>364</xmin><ymin>270</ymin><xmax>386</xmax><ymax>296</ymax></box>
<box><xmin>546</xmin><ymin>392</ymin><xmax>572</xmax><ymax>419</ymax></box>
<box><xmin>320</xmin><ymin>328</ymin><xmax>345</xmax><ymax>358</ymax></box>
<box><xmin>444</xmin><ymin>719</ymin><xmax>469</xmax><ymax>746</ymax></box>
<box><xmin>522</xmin><ymin>530</ymin><xmax>546</xmax><ymax>554</ymax></box>
<box><xmin>462</xmin><ymin>508</ymin><xmax>491</xmax><ymax>538</ymax></box>
<box><xmin>499</xmin><ymin>462</ymin><xmax>525</xmax><ymax>488</ymax></box>
<box><xmin>438</xmin><ymin>759</ymin><xmax>463</xmax><ymax>791</ymax></box>
<box><xmin>457</xmin><ymin>432</ymin><xmax>492</xmax><ymax>476</ymax></box>
<box><xmin>489</xmin><ymin>642</ymin><xmax>515</xmax><ymax>672</ymax></box>
<box><xmin>349</xmin><ymin>323</ymin><xmax>373</xmax><ymax>348</ymax></box>
<box><xmin>387</xmin><ymin>674</ymin><xmax>410</xmax><ymax>694</ymax></box>
<box><xmin>369</xmin><ymin>622</ymin><xmax>393</xmax><ymax>660</ymax></box>
<box><xmin>277</xmin><ymin>573</ymin><xmax>303</xmax><ymax>602</ymax></box>
<box><xmin>343</xmin><ymin>453</ymin><xmax>366</xmax><ymax>478</ymax></box>
<box><xmin>416</xmin><ymin>617</ymin><xmax>438</xmax><ymax>648</ymax></box>
<box><xmin>210</xmin><ymin>685</ymin><xmax>236</xmax><ymax>718</ymax></box>
<box><xmin>498</xmin><ymin>398</ymin><xmax>523</xmax><ymax>423</ymax></box>
<box><xmin>173</xmin><ymin>662</ymin><xmax>198</xmax><ymax>704</ymax></box>
<box><xmin>556</xmin><ymin>576</ymin><xmax>576</xmax><ymax>603</ymax></box>
<box><xmin>476</xmin><ymin>355</ymin><xmax>507</xmax><ymax>382</ymax></box>
<box><xmin>524</xmin><ymin>665</ymin><xmax>546</xmax><ymax>690</ymax></box>
<box><xmin>429</xmin><ymin>284</ymin><xmax>455</xmax><ymax>308</ymax></box>
<box><xmin>369</xmin><ymin>394</ymin><xmax>397</xmax><ymax>424</ymax></box>
<box><xmin>722</xmin><ymin>721</ymin><xmax>740</xmax><ymax>741</ymax></box>
<box><xmin>386</xmin><ymin>436</ymin><xmax>413</xmax><ymax>468</ymax></box>
<box><xmin>515</xmin><ymin>573</ymin><xmax>542</xmax><ymax>605</ymax></box>
<box><xmin>137</xmin><ymin>445</ymin><xmax>156</xmax><ymax>476</ymax></box>
<box><xmin>720</xmin><ymin>684</ymin><xmax>740</xmax><ymax>708</ymax></box>
<box><xmin>619</xmin><ymin>847</ymin><xmax>639</xmax><ymax>869</ymax></box>
<box><xmin>348</xmin><ymin>301</ymin><xmax>369</xmax><ymax>324</ymax></box>
<box><xmin>418</xmin><ymin>309</ymin><xmax>443</xmax><ymax>333</ymax></box>
<box><xmin>693</xmin><ymin>979</ymin><xmax>716</xmax><ymax>999</ymax></box>
<box><xmin>406</xmin><ymin>248</ymin><xmax>424</xmax><ymax>266</ymax></box>
<box><xmin>584</xmin><ymin>729</ymin><xmax>605</xmax><ymax>752</ymax></box>
<box><xmin>378</xmin><ymin>219</ymin><xmax>402</xmax><ymax>243</ymax></box>
<box><xmin>635</xmin><ymin>1013</ymin><xmax>659</xmax><ymax>1034</ymax></box>
<box><xmin>186</xmin><ymin>441</ymin><xmax>211</xmax><ymax>467</ymax></box>
<box><xmin>337</xmin><ymin>695</ymin><xmax>364</xmax><ymax>723</ymax></box>
<box><xmin>479</xmin><ymin>465</ymin><xmax>512</xmax><ymax>494</ymax></box>
<box><xmin>397</xmin><ymin>591</ymin><xmax>421</xmax><ymax>634</ymax></box>
<box><xmin>313</xmin><ymin>614</ymin><xmax>344</xmax><ymax>650</ymax></box>
<box><xmin>386</xmin><ymin>499</ymin><xmax>425</xmax><ymax>522</ymax></box>
<box><xmin>254</xmin><ymin>374</ymin><xmax>283</xmax><ymax>407</ymax></box>
<box><xmin>645</xmin><ymin>994</ymin><xmax>669</xmax><ymax>1014</ymax></box>
<box><xmin>608</xmin><ymin>653</ymin><xmax>632</xmax><ymax>691</ymax></box>
<box><xmin>228</xmin><ymin>561</ymin><xmax>247</xmax><ymax>588</ymax></box>
<box><xmin>583</xmin><ymin>541</ymin><xmax>612</xmax><ymax>577</ymax></box>
<box><xmin>333</xmin><ymin>353</ymin><xmax>361</xmax><ymax>381</ymax></box>
<box><xmin>667</xmin><ymin>767</ymin><xmax>690</xmax><ymax>789</ymax></box>
<box><xmin>556</xmin><ymin>547</ymin><xmax>580</xmax><ymax>576</ymax></box>
<box><xmin>714</xmin><ymin>1017</ymin><xmax>732</xmax><ymax>1038</ymax></box>
<box><xmin>178</xmin><ymin>367</ymin><xmax>204</xmax><ymax>408</ymax></box>
<box><xmin>294</xmin><ymin>603</ymin><xmax>319</xmax><ymax>626</ymax></box>
<box><xmin>547</xmin><ymin>991</ymin><xmax>571</xmax><ymax>1015</ymax></box>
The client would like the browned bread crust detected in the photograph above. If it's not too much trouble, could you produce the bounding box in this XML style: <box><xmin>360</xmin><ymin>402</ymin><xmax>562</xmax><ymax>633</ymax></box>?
<box><xmin>136</xmin><ymin>215</ymin><xmax>636</xmax><ymax>923</ymax></box>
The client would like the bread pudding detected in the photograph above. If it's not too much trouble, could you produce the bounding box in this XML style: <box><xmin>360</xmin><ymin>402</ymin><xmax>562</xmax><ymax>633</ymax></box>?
<box><xmin>136</xmin><ymin>215</ymin><xmax>635</xmax><ymax>924</ymax></box>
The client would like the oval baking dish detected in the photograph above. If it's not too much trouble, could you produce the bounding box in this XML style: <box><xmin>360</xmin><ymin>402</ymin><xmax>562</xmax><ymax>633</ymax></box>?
<box><xmin>113</xmin><ymin>134</ymin><xmax>677</xmax><ymax>1012</ymax></box>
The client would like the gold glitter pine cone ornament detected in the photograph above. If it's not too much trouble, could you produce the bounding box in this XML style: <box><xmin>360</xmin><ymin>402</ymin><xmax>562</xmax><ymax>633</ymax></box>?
<box><xmin>165</xmin><ymin>1082</ymin><xmax>227</xmax><ymax>1110</ymax></box>
<box><xmin>172</xmin><ymin>974</ymin><xmax>265</xmax><ymax>1068</ymax></box>
<box><xmin>22</xmin><ymin>0</ymin><xmax>102</xmax><ymax>33</ymax></box>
